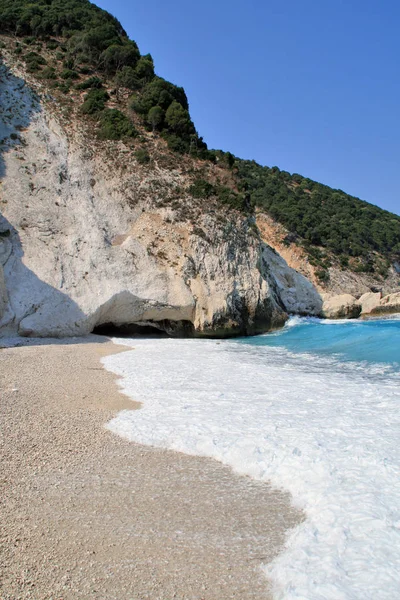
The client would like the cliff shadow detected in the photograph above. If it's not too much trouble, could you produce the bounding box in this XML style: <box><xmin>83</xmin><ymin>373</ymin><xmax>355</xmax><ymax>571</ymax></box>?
<box><xmin>0</xmin><ymin>56</ymin><xmax>42</xmax><ymax>181</ymax></box>
<box><xmin>0</xmin><ymin>214</ymin><xmax>99</xmax><ymax>344</ymax></box>
<box><xmin>0</xmin><ymin>61</ymin><xmax>106</xmax><ymax>346</ymax></box>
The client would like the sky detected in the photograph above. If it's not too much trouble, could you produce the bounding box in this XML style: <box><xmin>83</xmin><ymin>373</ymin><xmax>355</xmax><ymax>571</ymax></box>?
<box><xmin>95</xmin><ymin>0</ymin><xmax>400</xmax><ymax>215</ymax></box>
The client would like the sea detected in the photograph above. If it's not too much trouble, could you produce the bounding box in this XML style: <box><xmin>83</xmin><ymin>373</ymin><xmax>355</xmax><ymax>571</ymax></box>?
<box><xmin>103</xmin><ymin>316</ymin><xmax>400</xmax><ymax>600</ymax></box>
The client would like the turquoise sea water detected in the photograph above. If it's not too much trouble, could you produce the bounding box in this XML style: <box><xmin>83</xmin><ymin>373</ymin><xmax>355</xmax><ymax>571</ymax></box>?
<box><xmin>240</xmin><ymin>316</ymin><xmax>400</xmax><ymax>368</ymax></box>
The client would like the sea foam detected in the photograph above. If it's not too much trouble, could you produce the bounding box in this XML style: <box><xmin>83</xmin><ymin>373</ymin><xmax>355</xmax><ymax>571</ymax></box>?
<box><xmin>103</xmin><ymin>326</ymin><xmax>400</xmax><ymax>599</ymax></box>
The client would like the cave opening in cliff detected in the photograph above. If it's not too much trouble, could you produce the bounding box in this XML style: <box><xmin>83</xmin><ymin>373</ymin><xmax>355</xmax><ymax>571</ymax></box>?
<box><xmin>93</xmin><ymin>322</ymin><xmax>169</xmax><ymax>338</ymax></box>
<box><xmin>92</xmin><ymin>320</ymin><xmax>195</xmax><ymax>338</ymax></box>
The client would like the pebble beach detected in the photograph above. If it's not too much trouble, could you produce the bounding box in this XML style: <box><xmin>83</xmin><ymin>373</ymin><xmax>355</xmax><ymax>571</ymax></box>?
<box><xmin>0</xmin><ymin>336</ymin><xmax>301</xmax><ymax>599</ymax></box>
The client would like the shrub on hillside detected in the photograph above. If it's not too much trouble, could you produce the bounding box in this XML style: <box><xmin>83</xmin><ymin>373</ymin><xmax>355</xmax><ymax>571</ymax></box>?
<box><xmin>40</xmin><ymin>66</ymin><xmax>57</xmax><ymax>79</ymax></box>
<box><xmin>100</xmin><ymin>42</ymin><xmax>140</xmax><ymax>76</ymax></box>
<box><xmin>147</xmin><ymin>106</ymin><xmax>164</xmax><ymax>132</ymax></box>
<box><xmin>163</xmin><ymin>133</ymin><xmax>188</xmax><ymax>154</ymax></box>
<box><xmin>60</xmin><ymin>68</ymin><xmax>79</xmax><ymax>79</ymax></box>
<box><xmin>135</xmin><ymin>148</ymin><xmax>150</xmax><ymax>164</ymax></box>
<box><xmin>114</xmin><ymin>66</ymin><xmax>141</xmax><ymax>91</ymax></box>
<box><xmin>165</xmin><ymin>100</ymin><xmax>194</xmax><ymax>136</ymax></box>
<box><xmin>76</xmin><ymin>76</ymin><xmax>103</xmax><ymax>90</ymax></box>
<box><xmin>81</xmin><ymin>88</ymin><xmax>109</xmax><ymax>114</ymax></box>
<box><xmin>189</xmin><ymin>179</ymin><xmax>215</xmax><ymax>199</ymax></box>
<box><xmin>129</xmin><ymin>77</ymin><xmax>189</xmax><ymax>115</ymax></box>
<box><xmin>97</xmin><ymin>109</ymin><xmax>136</xmax><ymax>140</ymax></box>
<box><xmin>24</xmin><ymin>50</ymin><xmax>46</xmax><ymax>71</ymax></box>
<box><xmin>216</xmin><ymin>186</ymin><xmax>248</xmax><ymax>211</ymax></box>
<box><xmin>46</xmin><ymin>40</ymin><xmax>59</xmax><ymax>50</ymax></box>
<box><xmin>134</xmin><ymin>55</ymin><xmax>154</xmax><ymax>82</ymax></box>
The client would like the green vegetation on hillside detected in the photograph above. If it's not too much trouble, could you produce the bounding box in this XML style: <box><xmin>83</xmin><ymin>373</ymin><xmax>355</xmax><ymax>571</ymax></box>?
<box><xmin>0</xmin><ymin>0</ymin><xmax>125</xmax><ymax>40</ymax></box>
<box><xmin>235</xmin><ymin>160</ymin><xmax>400</xmax><ymax>258</ymax></box>
<box><xmin>98</xmin><ymin>108</ymin><xmax>136</xmax><ymax>140</ymax></box>
<box><xmin>0</xmin><ymin>0</ymin><xmax>208</xmax><ymax>152</ymax></box>
<box><xmin>189</xmin><ymin>178</ymin><xmax>248</xmax><ymax>212</ymax></box>
<box><xmin>1</xmin><ymin>0</ymin><xmax>399</xmax><ymax>279</ymax></box>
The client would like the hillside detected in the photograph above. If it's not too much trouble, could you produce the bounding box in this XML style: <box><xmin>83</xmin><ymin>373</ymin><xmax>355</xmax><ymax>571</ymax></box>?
<box><xmin>0</xmin><ymin>0</ymin><xmax>399</xmax><ymax>338</ymax></box>
<box><xmin>1</xmin><ymin>0</ymin><xmax>399</xmax><ymax>285</ymax></box>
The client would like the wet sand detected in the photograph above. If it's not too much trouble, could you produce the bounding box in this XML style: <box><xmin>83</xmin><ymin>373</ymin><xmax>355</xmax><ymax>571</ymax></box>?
<box><xmin>0</xmin><ymin>336</ymin><xmax>302</xmax><ymax>599</ymax></box>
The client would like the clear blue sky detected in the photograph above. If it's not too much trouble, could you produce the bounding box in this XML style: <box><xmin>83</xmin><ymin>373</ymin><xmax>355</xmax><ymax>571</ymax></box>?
<box><xmin>96</xmin><ymin>0</ymin><xmax>399</xmax><ymax>215</ymax></box>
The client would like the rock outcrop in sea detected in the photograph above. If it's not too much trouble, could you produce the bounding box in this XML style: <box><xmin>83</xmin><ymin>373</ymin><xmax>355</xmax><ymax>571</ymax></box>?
<box><xmin>367</xmin><ymin>292</ymin><xmax>400</xmax><ymax>317</ymax></box>
<box><xmin>322</xmin><ymin>294</ymin><xmax>361</xmax><ymax>319</ymax></box>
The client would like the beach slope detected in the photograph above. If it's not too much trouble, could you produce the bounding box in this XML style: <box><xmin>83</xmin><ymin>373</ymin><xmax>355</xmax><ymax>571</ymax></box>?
<box><xmin>0</xmin><ymin>337</ymin><xmax>301</xmax><ymax>599</ymax></box>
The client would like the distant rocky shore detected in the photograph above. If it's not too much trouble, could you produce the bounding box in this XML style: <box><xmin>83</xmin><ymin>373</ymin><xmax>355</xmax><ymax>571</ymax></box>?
<box><xmin>321</xmin><ymin>291</ymin><xmax>400</xmax><ymax>320</ymax></box>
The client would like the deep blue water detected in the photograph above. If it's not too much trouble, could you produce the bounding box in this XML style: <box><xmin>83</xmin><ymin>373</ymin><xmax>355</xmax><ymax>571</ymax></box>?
<box><xmin>241</xmin><ymin>317</ymin><xmax>400</xmax><ymax>367</ymax></box>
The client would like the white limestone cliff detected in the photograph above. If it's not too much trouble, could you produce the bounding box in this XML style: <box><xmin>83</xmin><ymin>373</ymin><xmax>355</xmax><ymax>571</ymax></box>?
<box><xmin>0</xmin><ymin>59</ymin><xmax>323</xmax><ymax>338</ymax></box>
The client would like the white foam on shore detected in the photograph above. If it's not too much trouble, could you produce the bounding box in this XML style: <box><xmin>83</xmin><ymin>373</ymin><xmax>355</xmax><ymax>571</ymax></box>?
<box><xmin>103</xmin><ymin>337</ymin><xmax>400</xmax><ymax>599</ymax></box>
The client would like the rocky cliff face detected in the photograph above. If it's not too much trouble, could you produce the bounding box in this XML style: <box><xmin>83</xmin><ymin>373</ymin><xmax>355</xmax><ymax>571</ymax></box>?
<box><xmin>0</xmin><ymin>58</ymin><xmax>322</xmax><ymax>338</ymax></box>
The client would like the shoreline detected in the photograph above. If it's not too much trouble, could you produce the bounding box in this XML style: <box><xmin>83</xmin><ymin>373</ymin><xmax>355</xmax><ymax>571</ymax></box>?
<box><xmin>101</xmin><ymin>327</ymin><xmax>400</xmax><ymax>599</ymax></box>
<box><xmin>0</xmin><ymin>335</ymin><xmax>302</xmax><ymax>600</ymax></box>
<box><xmin>0</xmin><ymin>312</ymin><xmax>398</xmax><ymax>351</ymax></box>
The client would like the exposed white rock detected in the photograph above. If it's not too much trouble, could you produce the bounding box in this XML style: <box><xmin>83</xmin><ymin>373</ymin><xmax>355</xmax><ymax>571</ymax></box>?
<box><xmin>320</xmin><ymin>292</ymin><xmax>334</xmax><ymax>301</ymax></box>
<box><xmin>322</xmin><ymin>294</ymin><xmax>361</xmax><ymax>319</ymax></box>
<box><xmin>370</xmin><ymin>292</ymin><xmax>400</xmax><ymax>316</ymax></box>
<box><xmin>260</xmin><ymin>245</ymin><xmax>323</xmax><ymax>316</ymax></box>
<box><xmin>0</xmin><ymin>60</ymin><xmax>322</xmax><ymax>338</ymax></box>
<box><xmin>359</xmin><ymin>291</ymin><xmax>382</xmax><ymax>315</ymax></box>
